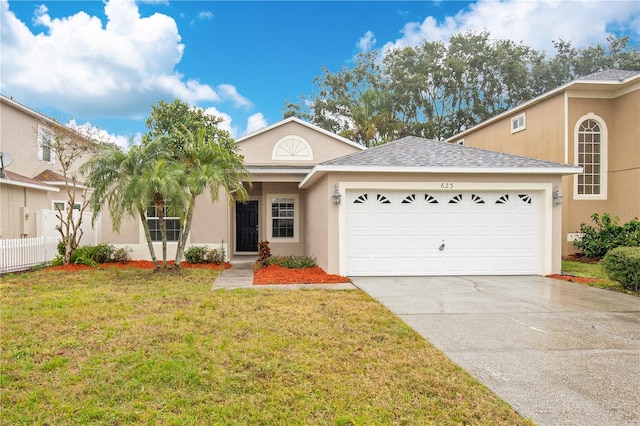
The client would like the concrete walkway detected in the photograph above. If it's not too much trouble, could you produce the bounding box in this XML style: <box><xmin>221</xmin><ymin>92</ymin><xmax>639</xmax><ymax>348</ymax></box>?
<box><xmin>352</xmin><ymin>276</ymin><xmax>640</xmax><ymax>426</ymax></box>
<box><xmin>211</xmin><ymin>259</ymin><xmax>356</xmax><ymax>290</ymax></box>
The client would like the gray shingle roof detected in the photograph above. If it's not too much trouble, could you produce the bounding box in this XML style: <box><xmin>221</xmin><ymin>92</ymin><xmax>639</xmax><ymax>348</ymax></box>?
<box><xmin>578</xmin><ymin>69</ymin><xmax>640</xmax><ymax>82</ymax></box>
<box><xmin>322</xmin><ymin>136</ymin><xmax>576</xmax><ymax>169</ymax></box>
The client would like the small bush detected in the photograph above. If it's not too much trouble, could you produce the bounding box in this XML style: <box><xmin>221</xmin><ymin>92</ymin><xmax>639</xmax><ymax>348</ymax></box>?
<box><xmin>267</xmin><ymin>255</ymin><xmax>317</xmax><ymax>269</ymax></box>
<box><xmin>574</xmin><ymin>213</ymin><xmax>640</xmax><ymax>259</ymax></box>
<box><xmin>205</xmin><ymin>247</ymin><xmax>225</xmax><ymax>264</ymax></box>
<box><xmin>111</xmin><ymin>247</ymin><xmax>132</xmax><ymax>263</ymax></box>
<box><xmin>184</xmin><ymin>246</ymin><xmax>208</xmax><ymax>264</ymax></box>
<box><xmin>92</xmin><ymin>244</ymin><xmax>115</xmax><ymax>264</ymax></box>
<box><xmin>603</xmin><ymin>247</ymin><xmax>640</xmax><ymax>291</ymax></box>
<box><xmin>256</xmin><ymin>240</ymin><xmax>272</xmax><ymax>269</ymax></box>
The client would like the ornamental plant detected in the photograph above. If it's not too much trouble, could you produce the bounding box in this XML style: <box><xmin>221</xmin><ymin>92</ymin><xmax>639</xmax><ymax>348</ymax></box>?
<box><xmin>573</xmin><ymin>213</ymin><xmax>640</xmax><ymax>258</ymax></box>
<box><xmin>602</xmin><ymin>247</ymin><xmax>640</xmax><ymax>291</ymax></box>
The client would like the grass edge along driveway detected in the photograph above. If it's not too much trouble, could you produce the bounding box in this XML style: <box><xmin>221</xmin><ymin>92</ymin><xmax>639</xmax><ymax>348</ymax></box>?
<box><xmin>1</xmin><ymin>267</ymin><xmax>533</xmax><ymax>425</ymax></box>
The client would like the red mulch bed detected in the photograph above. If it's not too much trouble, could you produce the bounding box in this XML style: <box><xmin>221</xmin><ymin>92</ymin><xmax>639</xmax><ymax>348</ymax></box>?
<box><xmin>253</xmin><ymin>265</ymin><xmax>351</xmax><ymax>285</ymax></box>
<box><xmin>546</xmin><ymin>274</ymin><xmax>598</xmax><ymax>284</ymax></box>
<box><xmin>48</xmin><ymin>260</ymin><xmax>231</xmax><ymax>272</ymax></box>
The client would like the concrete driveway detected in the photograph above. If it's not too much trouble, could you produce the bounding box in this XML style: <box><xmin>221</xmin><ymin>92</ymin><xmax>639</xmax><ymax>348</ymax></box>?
<box><xmin>352</xmin><ymin>276</ymin><xmax>640</xmax><ymax>426</ymax></box>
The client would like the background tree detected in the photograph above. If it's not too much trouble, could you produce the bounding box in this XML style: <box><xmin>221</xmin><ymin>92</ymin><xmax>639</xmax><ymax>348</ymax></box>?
<box><xmin>284</xmin><ymin>32</ymin><xmax>639</xmax><ymax>144</ymax></box>
<box><xmin>38</xmin><ymin>119</ymin><xmax>98</xmax><ymax>264</ymax></box>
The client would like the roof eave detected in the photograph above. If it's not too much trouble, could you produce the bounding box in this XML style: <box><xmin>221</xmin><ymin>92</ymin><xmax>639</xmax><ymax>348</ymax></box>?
<box><xmin>300</xmin><ymin>165</ymin><xmax>582</xmax><ymax>189</ymax></box>
<box><xmin>0</xmin><ymin>177</ymin><xmax>61</xmax><ymax>192</ymax></box>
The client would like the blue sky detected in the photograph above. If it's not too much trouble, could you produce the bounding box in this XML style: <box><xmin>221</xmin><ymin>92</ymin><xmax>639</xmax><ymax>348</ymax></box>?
<box><xmin>1</xmin><ymin>0</ymin><xmax>639</xmax><ymax>147</ymax></box>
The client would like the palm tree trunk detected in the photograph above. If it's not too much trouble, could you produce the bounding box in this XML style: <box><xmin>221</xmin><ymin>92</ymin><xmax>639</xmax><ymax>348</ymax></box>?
<box><xmin>174</xmin><ymin>193</ymin><xmax>197</xmax><ymax>267</ymax></box>
<box><xmin>138</xmin><ymin>209</ymin><xmax>160</xmax><ymax>269</ymax></box>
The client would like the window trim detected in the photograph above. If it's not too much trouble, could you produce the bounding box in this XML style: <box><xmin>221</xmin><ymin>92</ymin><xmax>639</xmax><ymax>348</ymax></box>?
<box><xmin>37</xmin><ymin>125</ymin><xmax>55</xmax><ymax>164</ymax></box>
<box><xmin>52</xmin><ymin>201</ymin><xmax>81</xmax><ymax>211</ymax></box>
<box><xmin>271</xmin><ymin>135</ymin><xmax>313</xmax><ymax>161</ymax></box>
<box><xmin>145</xmin><ymin>205</ymin><xmax>181</xmax><ymax>242</ymax></box>
<box><xmin>267</xmin><ymin>193</ymin><xmax>299</xmax><ymax>242</ymax></box>
<box><xmin>511</xmin><ymin>113</ymin><xmax>526</xmax><ymax>134</ymax></box>
<box><xmin>573</xmin><ymin>113</ymin><xmax>607</xmax><ymax>200</ymax></box>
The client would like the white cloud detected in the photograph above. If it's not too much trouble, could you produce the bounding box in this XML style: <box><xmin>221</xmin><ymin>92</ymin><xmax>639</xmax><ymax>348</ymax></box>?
<box><xmin>197</xmin><ymin>11</ymin><xmax>213</xmax><ymax>20</ymax></box>
<box><xmin>357</xmin><ymin>30</ymin><xmax>377</xmax><ymax>53</ymax></box>
<box><xmin>382</xmin><ymin>0</ymin><xmax>640</xmax><ymax>54</ymax></box>
<box><xmin>245</xmin><ymin>113</ymin><xmax>268</xmax><ymax>135</ymax></box>
<box><xmin>0</xmin><ymin>0</ymin><xmax>232</xmax><ymax>119</ymax></box>
<box><xmin>202</xmin><ymin>107</ymin><xmax>237</xmax><ymax>138</ymax></box>
<box><xmin>66</xmin><ymin>119</ymin><xmax>141</xmax><ymax>150</ymax></box>
<box><xmin>217</xmin><ymin>84</ymin><xmax>253</xmax><ymax>108</ymax></box>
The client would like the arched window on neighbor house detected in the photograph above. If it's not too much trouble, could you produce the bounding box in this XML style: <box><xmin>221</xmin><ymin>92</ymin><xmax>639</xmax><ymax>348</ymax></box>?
<box><xmin>574</xmin><ymin>115</ymin><xmax>607</xmax><ymax>199</ymax></box>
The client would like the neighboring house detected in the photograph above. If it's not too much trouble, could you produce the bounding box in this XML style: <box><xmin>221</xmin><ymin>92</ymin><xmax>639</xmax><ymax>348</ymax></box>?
<box><xmin>447</xmin><ymin>70</ymin><xmax>640</xmax><ymax>257</ymax></box>
<box><xmin>0</xmin><ymin>94</ymin><xmax>96</xmax><ymax>243</ymax></box>
<box><xmin>99</xmin><ymin>116</ymin><xmax>578</xmax><ymax>276</ymax></box>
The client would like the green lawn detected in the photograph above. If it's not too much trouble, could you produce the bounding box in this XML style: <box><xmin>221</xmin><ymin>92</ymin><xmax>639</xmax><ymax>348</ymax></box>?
<box><xmin>0</xmin><ymin>267</ymin><xmax>532</xmax><ymax>425</ymax></box>
<box><xmin>562</xmin><ymin>260</ymin><xmax>639</xmax><ymax>296</ymax></box>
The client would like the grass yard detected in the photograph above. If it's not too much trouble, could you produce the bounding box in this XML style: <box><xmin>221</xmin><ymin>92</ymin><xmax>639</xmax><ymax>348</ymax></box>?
<box><xmin>1</xmin><ymin>267</ymin><xmax>532</xmax><ymax>425</ymax></box>
<box><xmin>562</xmin><ymin>260</ymin><xmax>639</xmax><ymax>296</ymax></box>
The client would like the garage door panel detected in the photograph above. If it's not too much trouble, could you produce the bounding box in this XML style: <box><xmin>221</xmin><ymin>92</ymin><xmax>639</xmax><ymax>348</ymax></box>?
<box><xmin>346</xmin><ymin>190</ymin><xmax>542</xmax><ymax>276</ymax></box>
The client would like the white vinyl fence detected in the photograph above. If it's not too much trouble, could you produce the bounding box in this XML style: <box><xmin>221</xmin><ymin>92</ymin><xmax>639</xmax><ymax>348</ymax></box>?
<box><xmin>0</xmin><ymin>236</ymin><xmax>59</xmax><ymax>274</ymax></box>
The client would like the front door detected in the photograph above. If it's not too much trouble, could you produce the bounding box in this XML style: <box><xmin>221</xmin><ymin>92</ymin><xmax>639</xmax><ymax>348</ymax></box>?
<box><xmin>236</xmin><ymin>200</ymin><xmax>259</xmax><ymax>252</ymax></box>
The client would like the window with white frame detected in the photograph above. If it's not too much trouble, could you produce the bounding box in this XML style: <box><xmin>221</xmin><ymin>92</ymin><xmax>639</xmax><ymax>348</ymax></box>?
<box><xmin>269</xmin><ymin>195</ymin><xmax>300</xmax><ymax>241</ymax></box>
<box><xmin>575</xmin><ymin>117</ymin><xmax>606</xmax><ymax>197</ymax></box>
<box><xmin>37</xmin><ymin>126</ymin><xmax>55</xmax><ymax>163</ymax></box>
<box><xmin>511</xmin><ymin>113</ymin><xmax>526</xmax><ymax>133</ymax></box>
<box><xmin>146</xmin><ymin>205</ymin><xmax>180</xmax><ymax>242</ymax></box>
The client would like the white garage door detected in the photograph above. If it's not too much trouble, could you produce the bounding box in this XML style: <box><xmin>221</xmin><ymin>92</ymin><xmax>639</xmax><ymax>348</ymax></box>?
<box><xmin>345</xmin><ymin>190</ymin><xmax>542</xmax><ymax>276</ymax></box>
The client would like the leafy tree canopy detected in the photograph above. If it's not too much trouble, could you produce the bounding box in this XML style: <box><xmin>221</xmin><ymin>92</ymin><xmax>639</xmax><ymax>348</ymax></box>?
<box><xmin>283</xmin><ymin>32</ymin><xmax>639</xmax><ymax>144</ymax></box>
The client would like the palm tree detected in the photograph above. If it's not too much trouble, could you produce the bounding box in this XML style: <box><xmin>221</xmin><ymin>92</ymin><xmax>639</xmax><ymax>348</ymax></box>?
<box><xmin>173</xmin><ymin>128</ymin><xmax>250</xmax><ymax>266</ymax></box>
<box><xmin>81</xmin><ymin>140</ymin><xmax>186</xmax><ymax>270</ymax></box>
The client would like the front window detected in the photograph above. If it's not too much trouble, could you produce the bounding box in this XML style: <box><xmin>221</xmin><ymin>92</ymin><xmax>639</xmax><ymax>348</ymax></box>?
<box><xmin>271</xmin><ymin>198</ymin><xmax>295</xmax><ymax>238</ymax></box>
<box><xmin>146</xmin><ymin>205</ymin><xmax>180</xmax><ymax>241</ymax></box>
<box><xmin>577</xmin><ymin>119</ymin><xmax>602</xmax><ymax>196</ymax></box>
<box><xmin>53</xmin><ymin>201</ymin><xmax>81</xmax><ymax>211</ymax></box>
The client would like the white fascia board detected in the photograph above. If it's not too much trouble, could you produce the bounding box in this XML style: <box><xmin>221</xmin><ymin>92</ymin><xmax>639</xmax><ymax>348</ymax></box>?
<box><xmin>300</xmin><ymin>165</ymin><xmax>582</xmax><ymax>188</ymax></box>
<box><xmin>0</xmin><ymin>178</ymin><xmax>60</xmax><ymax>192</ymax></box>
<box><xmin>41</xmin><ymin>181</ymin><xmax>90</xmax><ymax>190</ymax></box>
<box><xmin>246</xmin><ymin>167</ymin><xmax>312</xmax><ymax>174</ymax></box>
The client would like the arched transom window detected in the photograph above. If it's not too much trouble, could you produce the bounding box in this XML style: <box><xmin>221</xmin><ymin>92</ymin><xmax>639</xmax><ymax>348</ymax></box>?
<box><xmin>271</xmin><ymin>135</ymin><xmax>313</xmax><ymax>160</ymax></box>
<box><xmin>575</xmin><ymin>116</ymin><xmax>607</xmax><ymax>198</ymax></box>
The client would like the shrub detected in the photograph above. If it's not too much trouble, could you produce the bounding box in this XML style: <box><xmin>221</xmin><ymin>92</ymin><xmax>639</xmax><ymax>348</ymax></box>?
<box><xmin>92</xmin><ymin>244</ymin><xmax>114</xmax><ymax>264</ymax></box>
<box><xmin>69</xmin><ymin>246</ymin><xmax>98</xmax><ymax>267</ymax></box>
<box><xmin>184</xmin><ymin>246</ymin><xmax>208</xmax><ymax>264</ymax></box>
<box><xmin>267</xmin><ymin>255</ymin><xmax>317</xmax><ymax>269</ymax></box>
<box><xmin>111</xmin><ymin>247</ymin><xmax>132</xmax><ymax>263</ymax></box>
<box><xmin>256</xmin><ymin>240</ymin><xmax>271</xmax><ymax>269</ymax></box>
<box><xmin>574</xmin><ymin>213</ymin><xmax>640</xmax><ymax>259</ymax></box>
<box><xmin>603</xmin><ymin>247</ymin><xmax>640</xmax><ymax>291</ymax></box>
<box><xmin>205</xmin><ymin>247</ymin><xmax>225</xmax><ymax>264</ymax></box>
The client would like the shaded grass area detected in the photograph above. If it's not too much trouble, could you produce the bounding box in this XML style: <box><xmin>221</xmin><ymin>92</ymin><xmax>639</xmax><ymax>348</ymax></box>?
<box><xmin>562</xmin><ymin>260</ymin><xmax>639</xmax><ymax>297</ymax></box>
<box><xmin>1</xmin><ymin>268</ymin><xmax>532</xmax><ymax>425</ymax></box>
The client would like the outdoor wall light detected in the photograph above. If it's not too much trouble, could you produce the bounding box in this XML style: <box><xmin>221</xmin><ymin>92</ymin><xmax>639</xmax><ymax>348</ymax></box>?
<box><xmin>553</xmin><ymin>185</ymin><xmax>563</xmax><ymax>206</ymax></box>
<box><xmin>332</xmin><ymin>185</ymin><xmax>342</xmax><ymax>205</ymax></box>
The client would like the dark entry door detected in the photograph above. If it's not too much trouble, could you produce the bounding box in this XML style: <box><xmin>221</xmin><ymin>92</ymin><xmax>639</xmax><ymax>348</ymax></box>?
<box><xmin>236</xmin><ymin>200</ymin><xmax>258</xmax><ymax>252</ymax></box>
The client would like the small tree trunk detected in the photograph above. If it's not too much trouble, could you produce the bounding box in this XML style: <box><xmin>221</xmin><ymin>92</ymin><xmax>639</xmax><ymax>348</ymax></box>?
<box><xmin>174</xmin><ymin>193</ymin><xmax>196</xmax><ymax>267</ymax></box>
<box><xmin>139</xmin><ymin>209</ymin><xmax>159</xmax><ymax>269</ymax></box>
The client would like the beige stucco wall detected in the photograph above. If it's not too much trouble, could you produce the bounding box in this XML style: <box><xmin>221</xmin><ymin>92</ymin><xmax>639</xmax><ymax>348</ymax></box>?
<box><xmin>304</xmin><ymin>172</ymin><xmax>565</xmax><ymax>276</ymax></box>
<box><xmin>238</xmin><ymin>120</ymin><xmax>362</xmax><ymax>166</ymax></box>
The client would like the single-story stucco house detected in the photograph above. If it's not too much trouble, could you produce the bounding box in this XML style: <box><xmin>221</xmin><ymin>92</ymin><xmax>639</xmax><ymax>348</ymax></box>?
<box><xmin>98</xmin><ymin>117</ymin><xmax>580</xmax><ymax>276</ymax></box>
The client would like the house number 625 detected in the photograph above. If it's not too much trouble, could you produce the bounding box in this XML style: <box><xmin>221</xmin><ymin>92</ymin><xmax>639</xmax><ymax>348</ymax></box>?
<box><xmin>440</xmin><ymin>183</ymin><xmax>454</xmax><ymax>189</ymax></box>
